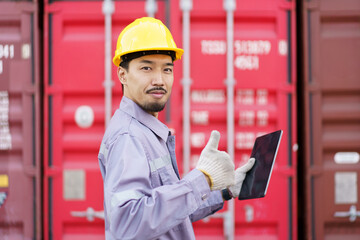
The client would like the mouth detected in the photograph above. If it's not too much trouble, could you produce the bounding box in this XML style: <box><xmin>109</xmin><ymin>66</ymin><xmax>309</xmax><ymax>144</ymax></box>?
<box><xmin>146</xmin><ymin>87</ymin><xmax>167</xmax><ymax>98</ymax></box>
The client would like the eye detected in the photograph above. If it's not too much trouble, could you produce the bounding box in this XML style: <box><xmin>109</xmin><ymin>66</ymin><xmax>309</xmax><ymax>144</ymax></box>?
<box><xmin>141</xmin><ymin>66</ymin><xmax>151</xmax><ymax>71</ymax></box>
<box><xmin>164</xmin><ymin>67</ymin><xmax>173</xmax><ymax>73</ymax></box>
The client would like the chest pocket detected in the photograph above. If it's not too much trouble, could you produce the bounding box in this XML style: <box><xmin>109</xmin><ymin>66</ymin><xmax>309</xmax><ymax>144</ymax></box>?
<box><xmin>149</xmin><ymin>154</ymin><xmax>179</xmax><ymax>187</ymax></box>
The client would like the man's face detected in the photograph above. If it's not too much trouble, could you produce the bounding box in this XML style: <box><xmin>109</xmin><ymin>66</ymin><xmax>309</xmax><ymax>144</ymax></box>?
<box><xmin>118</xmin><ymin>54</ymin><xmax>174</xmax><ymax>117</ymax></box>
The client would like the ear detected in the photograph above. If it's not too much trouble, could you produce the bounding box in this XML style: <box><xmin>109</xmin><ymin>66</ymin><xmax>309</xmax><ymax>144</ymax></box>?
<box><xmin>117</xmin><ymin>67</ymin><xmax>127</xmax><ymax>85</ymax></box>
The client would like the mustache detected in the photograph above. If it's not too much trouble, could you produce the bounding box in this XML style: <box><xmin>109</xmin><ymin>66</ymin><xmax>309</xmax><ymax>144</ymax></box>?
<box><xmin>146</xmin><ymin>87</ymin><xmax>167</xmax><ymax>94</ymax></box>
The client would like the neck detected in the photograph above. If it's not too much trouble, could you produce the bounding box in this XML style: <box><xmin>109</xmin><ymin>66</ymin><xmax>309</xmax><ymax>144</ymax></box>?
<box><xmin>149</xmin><ymin>111</ymin><xmax>159</xmax><ymax>118</ymax></box>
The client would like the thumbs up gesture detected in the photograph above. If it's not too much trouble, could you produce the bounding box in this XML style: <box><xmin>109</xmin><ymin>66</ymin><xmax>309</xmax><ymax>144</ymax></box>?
<box><xmin>196</xmin><ymin>130</ymin><xmax>235</xmax><ymax>190</ymax></box>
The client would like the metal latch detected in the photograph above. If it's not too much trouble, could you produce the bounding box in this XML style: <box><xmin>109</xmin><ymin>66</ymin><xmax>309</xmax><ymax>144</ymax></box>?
<box><xmin>0</xmin><ymin>192</ymin><xmax>7</xmax><ymax>208</ymax></box>
<box><xmin>334</xmin><ymin>205</ymin><xmax>360</xmax><ymax>222</ymax></box>
<box><xmin>71</xmin><ymin>207</ymin><xmax>105</xmax><ymax>222</ymax></box>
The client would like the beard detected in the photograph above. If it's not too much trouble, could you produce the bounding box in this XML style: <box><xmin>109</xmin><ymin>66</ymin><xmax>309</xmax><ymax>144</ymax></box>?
<box><xmin>140</xmin><ymin>102</ymin><xmax>166</xmax><ymax>113</ymax></box>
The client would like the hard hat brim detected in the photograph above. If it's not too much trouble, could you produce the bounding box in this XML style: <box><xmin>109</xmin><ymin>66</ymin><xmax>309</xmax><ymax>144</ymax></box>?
<box><xmin>113</xmin><ymin>47</ymin><xmax>184</xmax><ymax>67</ymax></box>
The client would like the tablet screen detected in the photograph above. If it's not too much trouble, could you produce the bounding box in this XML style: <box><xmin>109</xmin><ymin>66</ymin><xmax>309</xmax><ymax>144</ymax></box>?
<box><xmin>238</xmin><ymin>130</ymin><xmax>283</xmax><ymax>200</ymax></box>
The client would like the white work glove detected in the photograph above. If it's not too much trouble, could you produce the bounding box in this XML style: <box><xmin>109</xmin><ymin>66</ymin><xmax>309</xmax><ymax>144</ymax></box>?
<box><xmin>196</xmin><ymin>130</ymin><xmax>235</xmax><ymax>190</ymax></box>
<box><xmin>228</xmin><ymin>158</ymin><xmax>256</xmax><ymax>198</ymax></box>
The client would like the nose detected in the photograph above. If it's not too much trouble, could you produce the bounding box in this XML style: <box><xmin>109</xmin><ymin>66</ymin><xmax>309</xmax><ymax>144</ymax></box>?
<box><xmin>151</xmin><ymin>70</ymin><xmax>165</xmax><ymax>86</ymax></box>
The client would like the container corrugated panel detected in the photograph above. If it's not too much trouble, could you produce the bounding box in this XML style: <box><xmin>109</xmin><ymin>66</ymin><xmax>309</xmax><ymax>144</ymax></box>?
<box><xmin>43</xmin><ymin>1</ymin><xmax>170</xmax><ymax>239</ymax></box>
<box><xmin>0</xmin><ymin>1</ymin><xmax>41</xmax><ymax>239</ymax></box>
<box><xmin>170</xmin><ymin>0</ymin><xmax>297</xmax><ymax>239</ymax></box>
<box><xmin>302</xmin><ymin>0</ymin><xmax>360</xmax><ymax>238</ymax></box>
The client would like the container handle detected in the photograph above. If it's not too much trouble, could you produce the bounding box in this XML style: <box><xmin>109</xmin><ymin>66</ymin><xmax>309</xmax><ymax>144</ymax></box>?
<box><xmin>71</xmin><ymin>207</ymin><xmax>104</xmax><ymax>222</ymax></box>
<box><xmin>334</xmin><ymin>205</ymin><xmax>360</xmax><ymax>222</ymax></box>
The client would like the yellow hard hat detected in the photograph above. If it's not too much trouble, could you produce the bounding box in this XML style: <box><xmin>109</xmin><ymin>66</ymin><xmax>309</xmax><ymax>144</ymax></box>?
<box><xmin>113</xmin><ymin>17</ymin><xmax>184</xmax><ymax>66</ymax></box>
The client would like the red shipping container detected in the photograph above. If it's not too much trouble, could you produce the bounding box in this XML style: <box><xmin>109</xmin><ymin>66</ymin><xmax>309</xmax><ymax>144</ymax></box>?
<box><xmin>43</xmin><ymin>1</ymin><xmax>170</xmax><ymax>239</ymax></box>
<box><xmin>300</xmin><ymin>0</ymin><xmax>360</xmax><ymax>239</ymax></box>
<box><xmin>169</xmin><ymin>0</ymin><xmax>297</xmax><ymax>239</ymax></box>
<box><xmin>43</xmin><ymin>0</ymin><xmax>297</xmax><ymax>239</ymax></box>
<box><xmin>0</xmin><ymin>1</ymin><xmax>42</xmax><ymax>239</ymax></box>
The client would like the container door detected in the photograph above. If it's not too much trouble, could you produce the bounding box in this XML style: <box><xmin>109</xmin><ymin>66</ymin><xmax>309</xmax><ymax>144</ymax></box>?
<box><xmin>43</xmin><ymin>1</ymin><xmax>171</xmax><ymax>239</ymax></box>
<box><xmin>0</xmin><ymin>1</ymin><xmax>41</xmax><ymax>239</ymax></box>
<box><xmin>232</xmin><ymin>1</ymin><xmax>297</xmax><ymax>238</ymax></box>
<box><xmin>44</xmin><ymin>1</ymin><xmax>113</xmax><ymax>239</ymax></box>
<box><xmin>170</xmin><ymin>0</ymin><xmax>297</xmax><ymax>239</ymax></box>
<box><xmin>302</xmin><ymin>0</ymin><xmax>360</xmax><ymax>239</ymax></box>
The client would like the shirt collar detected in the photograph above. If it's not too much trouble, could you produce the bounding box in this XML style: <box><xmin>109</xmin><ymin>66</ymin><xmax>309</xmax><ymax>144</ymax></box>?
<box><xmin>119</xmin><ymin>96</ymin><xmax>170</xmax><ymax>142</ymax></box>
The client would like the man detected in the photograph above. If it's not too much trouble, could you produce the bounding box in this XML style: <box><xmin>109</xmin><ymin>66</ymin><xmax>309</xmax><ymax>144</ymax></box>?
<box><xmin>98</xmin><ymin>17</ymin><xmax>255</xmax><ymax>239</ymax></box>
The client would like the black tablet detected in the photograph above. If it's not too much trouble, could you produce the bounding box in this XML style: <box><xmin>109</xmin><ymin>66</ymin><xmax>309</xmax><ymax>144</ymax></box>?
<box><xmin>238</xmin><ymin>130</ymin><xmax>283</xmax><ymax>200</ymax></box>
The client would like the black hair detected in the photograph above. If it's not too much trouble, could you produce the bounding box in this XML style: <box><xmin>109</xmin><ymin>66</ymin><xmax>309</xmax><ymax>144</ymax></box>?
<box><xmin>119</xmin><ymin>50</ymin><xmax>176</xmax><ymax>70</ymax></box>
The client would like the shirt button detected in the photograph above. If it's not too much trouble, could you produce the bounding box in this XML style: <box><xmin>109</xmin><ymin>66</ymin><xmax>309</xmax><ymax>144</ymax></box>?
<box><xmin>201</xmin><ymin>194</ymin><xmax>208</xmax><ymax>201</ymax></box>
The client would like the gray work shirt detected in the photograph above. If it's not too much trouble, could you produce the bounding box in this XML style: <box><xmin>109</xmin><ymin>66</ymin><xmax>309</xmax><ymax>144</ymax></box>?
<box><xmin>98</xmin><ymin>97</ymin><xmax>224</xmax><ymax>239</ymax></box>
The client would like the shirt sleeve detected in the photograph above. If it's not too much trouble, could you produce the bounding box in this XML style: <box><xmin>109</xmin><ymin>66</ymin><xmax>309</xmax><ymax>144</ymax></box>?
<box><xmin>103</xmin><ymin>133</ymin><xmax>215</xmax><ymax>239</ymax></box>
<box><xmin>189</xmin><ymin>188</ymin><xmax>224</xmax><ymax>222</ymax></box>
